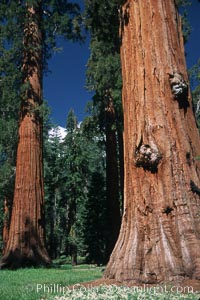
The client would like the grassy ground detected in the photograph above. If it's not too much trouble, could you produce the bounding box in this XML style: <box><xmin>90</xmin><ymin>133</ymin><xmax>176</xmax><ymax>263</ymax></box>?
<box><xmin>0</xmin><ymin>264</ymin><xmax>102</xmax><ymax>300</ymax></box>
<box><xmin>0</xmin><ymin>264</ymin><xmax>199</xmax><ymax>300</ymax></box>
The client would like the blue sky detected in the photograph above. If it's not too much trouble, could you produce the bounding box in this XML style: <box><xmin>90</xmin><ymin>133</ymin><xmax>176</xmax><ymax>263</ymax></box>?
<box><xmin>185</xmin><ymin>1</ymin><xmax>200</xmax><ymax>68</ymax></box>
<box><xmin>43</xmin><ymin>0</ymin><xmax>90</xmax><ymax>127</ymax></box>
<box><xmin>43</xmin><ymin>36</ymin><xmax>91</xmax><ymax>127</ymax></box>
<box><xmin>44</xmin><ymin>1</ymin><xmax>200</xmax><ymax>127</ymax></box>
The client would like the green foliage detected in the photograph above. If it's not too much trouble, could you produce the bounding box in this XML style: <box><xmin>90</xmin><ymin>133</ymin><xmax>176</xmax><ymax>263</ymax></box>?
<box><xmin>85</xmin><ymin>0</ymin><xmax>122</xmax><ymax>113</ymax></box>
<box><xmin>189</xmin><ymin>59</ymin><xmax>200</xmax><ymax>130</ymax></box>
<box><xmin>66</xmin><ymin>108</ymin><xmax>78</xmax><ymax>132</ymax></box>
<box><xmin>81</xmin><ymin>171</ymin><xmax>107</xmax><ymax>265</ymax></box>
<box><xmin>0</xmin><ymin>3</ymin><xmax>21</xmax><ymax>241</ymax></box>
<box><xmin>84</xmin><ymin>0</ymin><xmax>124</xmax><ymax>191</ymax></box>
<box><xmin>44</xmin><ymin>126</ymin><xmax>65</xmax><ymax>258</ymax></box>
<box><xmin>85</xmin><ymin>1</ymin><xmax>123</xmax><ymax>259</ymax></box>
<box><xmin>181</xmin><ymin>10</ymin><xmax>191</xmax><ymax>43</ymax></box>
<box><xmin>44</xmin><ymin>110</ymin><xmax>107</xmax><ymax>264</ymax></box>
<box><xmin>1</xmin><ymin>0</ymin><xmax>83</xmax><ymax>69</ymax></box>
<box><xmin>41</xmin><ymin>0</ymin><xmax>84</xmax><ymax>67</ymax></box>
<box><xmin>175</xmin><ymin>0</ymin><xmax>191</xmax><ymax>7</ymax></box>
<box><xmin>189</xmin><ymin>59</ymin><xmax>200</xmax><ymax>90</ymax></box>
<box><xmin>175</xmin><ymin>0</ymin><xmax>191</xmax><ymax>43</ymax></box>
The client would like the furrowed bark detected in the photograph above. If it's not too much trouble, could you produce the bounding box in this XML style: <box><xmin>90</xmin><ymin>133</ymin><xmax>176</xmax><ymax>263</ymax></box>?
<box><xmin>0</xmin><ymin>3</ymin><xmax>50</xmax><ymax>269</ymax></box>
<box><xmin>104</xmin><ymin>0</ymin><xmax>200</xmax><ymax>283</ymax></box>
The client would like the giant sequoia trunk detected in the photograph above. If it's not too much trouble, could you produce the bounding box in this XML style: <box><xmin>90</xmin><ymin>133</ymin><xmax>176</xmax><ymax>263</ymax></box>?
<box><xmin>104</xmin><ymin>0</ymin><xmax>200</xmax><ymax>283</ymax></box>
<box><xmin>0</xmin><ymin>4</ymin><xmax>50</xmax><ymax>268</ymax></box>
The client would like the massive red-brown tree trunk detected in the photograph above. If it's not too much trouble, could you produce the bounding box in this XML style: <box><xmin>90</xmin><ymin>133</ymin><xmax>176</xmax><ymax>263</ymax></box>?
<box><xmin>0</xmin><ymin>3</ymin><xmax>50</xmax><ymax>268</ymax></box>
<box><xmin>104</xmin><ymin>0</ymin><xmax>200</xmax><ymax>283</ymax></box>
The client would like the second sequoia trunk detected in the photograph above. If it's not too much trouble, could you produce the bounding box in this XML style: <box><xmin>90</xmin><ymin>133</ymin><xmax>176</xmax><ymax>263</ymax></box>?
<box><xmin>104</xmin><ymin>0</ymin><xmax>200</xmax><ymax>283</ymax></box>
<box><xmin>0</xmin><ymin>3</ymin><xmax>50</xmax><ymax>268</ymax></box>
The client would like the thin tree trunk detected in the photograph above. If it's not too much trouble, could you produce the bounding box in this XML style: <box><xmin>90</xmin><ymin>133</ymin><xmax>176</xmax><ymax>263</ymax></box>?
<box><xmin>2</xmin><ymin>198</ymin><xmax>10</xmax><ymax>254</ymax></box>
<box><xmin>117</xmin><ymin>127</ymin><xmax>124</xmax><ymax>209</ymax></box>
<box><xmin>0</xmin><ymin>3</ymin><xmax>50</xmax><ymax>268</ymax></box>
<box><xmin>105</xmin><ymin>95</ymin><xmax>121</xmax><ymax>261</ymax></box>
<box><xmin>104</xmin><ymin>0</ymin><xmax>200</xmax><ymax>283</ymax></box>
<box><xmin>49</xmin><ymin>191</ymin><xmax>58</xmax><ymax>259</ymax></box>
<box><xmin>71</xmin><ymin>244</ymin><xmax>77</xmax><ymax>266</ymax></box>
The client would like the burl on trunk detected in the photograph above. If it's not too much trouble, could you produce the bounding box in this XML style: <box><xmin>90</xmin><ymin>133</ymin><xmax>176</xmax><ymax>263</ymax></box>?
<box><xmin>104</xmin><ymin>0</ymin><xmax>200</xmax><ymax>283</ymax></box>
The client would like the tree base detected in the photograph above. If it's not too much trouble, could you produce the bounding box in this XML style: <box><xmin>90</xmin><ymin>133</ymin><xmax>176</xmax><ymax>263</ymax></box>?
<box><xmin>0</xmin><ymin>247</ymin><xmax>51</xmax><ymax>269</ymax></box>
<box><xmin>103</xmin><ymin>273</ymin><xmax>197</xmax><ymax>285</ymax></box>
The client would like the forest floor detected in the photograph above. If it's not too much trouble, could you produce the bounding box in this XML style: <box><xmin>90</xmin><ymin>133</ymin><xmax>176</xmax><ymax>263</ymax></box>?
<box><xmin>0</xmin><ymin>264</ymin><xmax>102</xmax><ymax>300</ymax></box>
<box><xmin>0</xmin><ymin>263</ymin><xmax>199</xmax><ymax>299</ymax></box>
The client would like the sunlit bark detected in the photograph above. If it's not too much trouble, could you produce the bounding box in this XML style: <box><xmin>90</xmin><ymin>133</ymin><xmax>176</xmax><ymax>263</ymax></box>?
<box><xmin>104</xmin><ymin>0</ymin><xmax>200</xmax><ymax>283</ymax></box>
